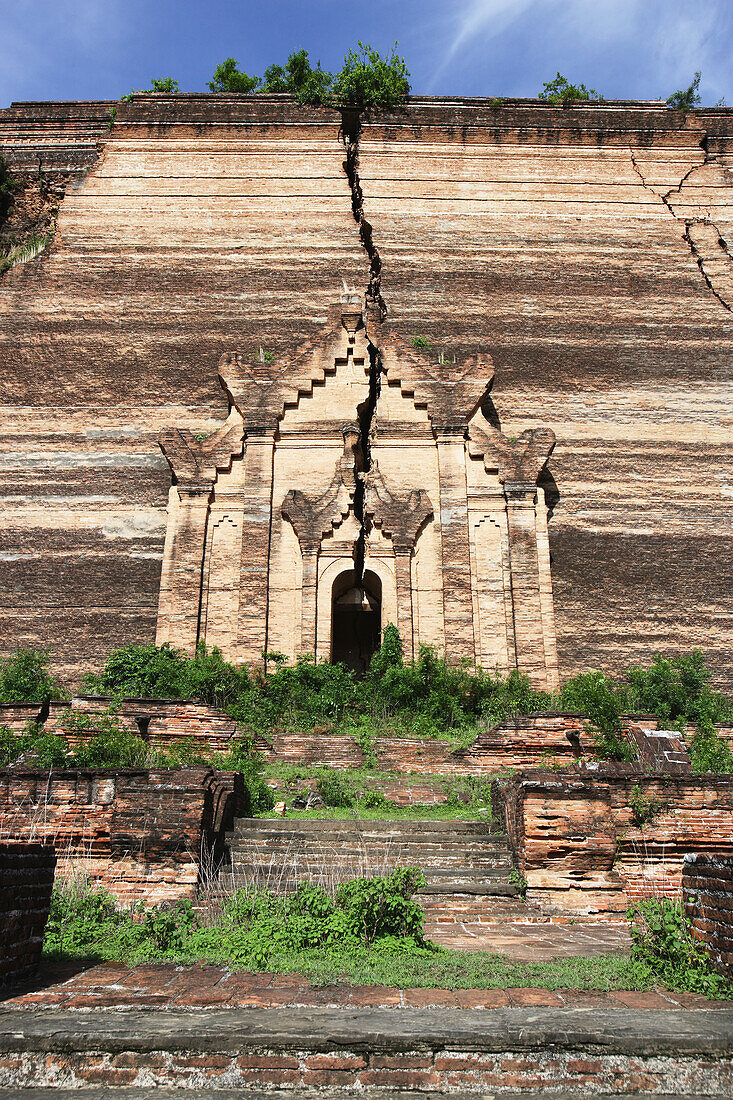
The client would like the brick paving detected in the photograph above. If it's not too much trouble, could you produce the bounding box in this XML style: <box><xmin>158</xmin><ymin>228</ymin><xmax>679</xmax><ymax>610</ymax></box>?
<box><xmin>1</xmin><ymin>961</ymin><xmax>728</xmax><ymax>1012</ymax></box>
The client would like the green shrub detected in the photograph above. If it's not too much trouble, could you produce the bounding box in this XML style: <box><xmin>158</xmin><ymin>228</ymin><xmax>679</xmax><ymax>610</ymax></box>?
<box><xmin>667</xmin><ymin>72</ymin><xmax>701</xmax><ymax>112</ymax></box>
<box><xmin>316</xmin><ymin>767</ymin><xmax>354</xmax><ymax>807</ymax></box>
<box><xmin>0</xmin><ymin>648</ymin><xmax>66</xmax><ymax>703</ymax></box>
<box><xmin>84</xmin><ymin>642</ymin><xmax>249</xmax><ymax>707</ymax></box>
<box><xmin>335</xmin><ymin>867</ymin><xmax>426</xmax><ymax>944</ymax></box>
<box><xmin>331</xmin><ymin>42</ymin><xmax>410</xmax><ymax>109</ymax></box>
<box><xmin>0</xmin><ymin>155</ymin><xmax>18</xmax><ymax>224</ymax></box>
<box><xmin>121</xmin><ymin>77</ymin><xmax>180</xmax><ymax>101</ymax></box>
<box><xmin>688</xmin><ymin>729</ymin><xmax>733</xmax><ymax>775</ymax></box>
<box><xmin>207</xmin><ymin>58</ymin><xmax>259</xmax><ymax>94</ymax></box>
<box><xmin>0</xmin><ymin>723</ymin><xmax>69</xmax><ymax>768</ymax></box>
<box><xmin>359</xmin><ymin>789</ymin><xmax>388</xmax><ymax>808</ymax></box>
<box><xmin>624</xmin><ymin>651</ymin><xmax>732</xmax><ymax>735</ymax></box>
<box><xmin>538</xmin><ymin>73</ymin><xmax>603</xmax><ymax>105</ymax></box>
<box><xmin>261</xmin><ymin>49</ymin><xmax>333</xmax><ymax>105</ymax></box>
<box><xmin>627</xmin><ymin>897</ymin><xmax>732</xmax><ymax>998</ymax></box>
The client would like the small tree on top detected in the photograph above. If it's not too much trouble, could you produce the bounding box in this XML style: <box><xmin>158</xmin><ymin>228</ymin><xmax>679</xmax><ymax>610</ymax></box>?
<box><xmin>207</xmin><ymin>58</ymin><xmax>260</xmax><ymax>94</ymax></box>
<box><xmin>538</xmin><ymin>72</ymin><xmax>603</xmax><ymax>105</ymax></box>
<box><xmin>261</xmin><ymin>48</ymin><xmax>333</xmax><ymax>105</ymax></box>
<box><xmin>666</xmin><ymin>72</ymin><xmax>701</xmax><ymax>111</ymax></box>
<box><xmin>331</xmin><ymin>42</ymin><xmax>410</xmax><ymax>109</ymax></box>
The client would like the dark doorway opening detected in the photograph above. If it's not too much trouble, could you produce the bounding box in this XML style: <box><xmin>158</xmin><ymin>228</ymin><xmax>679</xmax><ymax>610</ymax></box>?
<box><xmin>331</xmin><ymin>569</ymin><xmax>382</xmax><ymax>675</ymax></box>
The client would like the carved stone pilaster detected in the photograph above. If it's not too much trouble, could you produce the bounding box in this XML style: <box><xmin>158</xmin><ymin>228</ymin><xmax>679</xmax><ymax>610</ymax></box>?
<box><xmin>281</xmin><ymin>427</ymin><xmax>362</xmax><ymax>653</ymax></box>
<box><xmin>156</xmin><ymin>412</ymin><xmax>244</xmax><ymax>655</ymax></box>
<box><xmin>364</xmin><ymin>462</ymin><xmax>433</xmax><ymax>660</ymax></box>
<box><xmin>468</xmin><ymin>422</ymin><xmax>558</xmax><ymax>688</ymax></box>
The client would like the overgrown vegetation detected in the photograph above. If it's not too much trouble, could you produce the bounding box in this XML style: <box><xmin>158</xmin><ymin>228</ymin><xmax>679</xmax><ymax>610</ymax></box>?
<box><xmin>47</xmin><ymin>868</ymin><xmax>429</xmax><ymax>966</ymax></box>
<box><xmin>629</xmin><ymin>783</ymin><xmax>666</xmax><ymax>827</ymax></box>
<box><xmin>2</xmin><ymin>635</ymin><xmax>732</xmax><ymax>772</ymax></box>
<box><xmin>44</xmin><ymin>873</ymin><xmax>658</xmax><ymax>991</ymax></box>
<box><xmin>628</xmin><ymin>897</ymin><xmax>732</xmax><ymax>999</ymax></box>
<box><xmin>559</xmin><ymin>652</ymin><xmax>733</xmax><ymax>770</ymax></box>
<box><xmin>200</xmin><ymin>44</ymin><xmax>410</xmax><ymax>108</ymax></box>
<box><xmin>331</xmin><ymin>42</ymin><xmax>409</xmax><ymax>109</ymax></box>
<box><xmin>0</xmin><ymin>156</ymin><xmax>17</xmax><ymax>225</ymax></box>
<box><xmin>538</xmin><ymin>73</ymin><xmax>603</xmax><ymax>105</ymax></box>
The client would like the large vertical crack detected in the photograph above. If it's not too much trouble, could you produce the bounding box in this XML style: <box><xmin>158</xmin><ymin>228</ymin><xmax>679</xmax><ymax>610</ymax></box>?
<box><xmin>630</xmin><ymin>139</ymin><xmax>732</xmax><ymax>312</ymax></box>
<box><xmin>340</xmin><ymin>107</ymin><xmax>386</xmax><ymax>585</ymax></box>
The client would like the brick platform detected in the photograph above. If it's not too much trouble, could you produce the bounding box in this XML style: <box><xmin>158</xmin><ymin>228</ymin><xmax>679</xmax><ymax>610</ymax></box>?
<box><xmin>0</xmin><ymin>1003</ymin><xmax>731</xmax><ymax>1093</ymax></box>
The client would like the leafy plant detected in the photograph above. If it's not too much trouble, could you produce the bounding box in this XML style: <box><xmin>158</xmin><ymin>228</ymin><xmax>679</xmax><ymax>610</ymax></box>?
<box><xmin>509</xmin><ymin>867</ymin><xmax>528</xmax><ymax>899</ymax></box>
<box><xmin>335</xmin><ymin>867</ymin><xmax>426</xmax><ymax>944</ymax></box>
<box><xmin>411</xmin><ymin>335</ymin><xmax>432</xmax><ymax>349</ymax></box>
<box><xmin>667</xmin><ymin>72</ymin><xmax>701</xmax><ymax>112</ymax></box>
<box><xmin>331</xmin><ymin>42</ymin><xmax>410</xmax><ymax>109</ymax></box>
<box><xmin>627</xmin><ymin>897</ymin><xmax>732</xmax><ymax>998</ymax></box>
<box><xmin>150</xmin><ymin>77</ymin><xmax>179</xmax><ymax>93</ymax></box>
<box><xmin>0</xmin><ymin>723</ymin><xmax>69</xmax><ymax>768</ymax></box>
<box><xmin>623</xmin><ymin>651</ymin><xmax>731</xmax><ymax>736</ymax></box>
<box><xmin>261</xmin><ymin>49</ymin><xmax>334</xmax><ymax>105</ymax></box>
<box><xmin>84</xmin><ymin>642</ymin><xmax>249</xmax><ymax>708</ymax></box>
<box><xmin>629</xmin><ymin>783</ymin><xmax>666</xmax><ymax>827</ymax></box>
<box><xmin>0</xmin><ymin>648</ymin><xmax>66</xmax><ymax>704</ymax></box>
<box><xmin>538</xmin><ymin>73</ymin><xmax>603</xmax><ymax>105</ymax></box>
<box><xmin>207</xmin><ymin>58</ymin><xmax>259</xmax><ymax>94</ymax></box>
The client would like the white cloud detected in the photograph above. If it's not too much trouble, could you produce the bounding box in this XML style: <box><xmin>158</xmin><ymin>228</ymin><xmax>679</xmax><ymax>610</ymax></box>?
<box><xmin>429</xmin><ymin>0</ymin><xmax>539</xmax><ymax>89</ymax></box>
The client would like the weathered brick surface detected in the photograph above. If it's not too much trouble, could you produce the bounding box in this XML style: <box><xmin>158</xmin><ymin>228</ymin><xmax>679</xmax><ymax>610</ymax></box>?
<box><xmin>0</xmin><ymin>768</ymin><xmax>242</xmax><ymax>904</ymax></box>
<box><xmin>0</xmin><ymin>1037</ymin><xmax>731</xmax><ymax>1094</ymax></box>
<box><xmin>499</xmin><ymin>770</ymin><xmax>733</xmax><ymax>914</ymax></box>
<box><xmin>683</xmin><ymin>854</ymin><xmax>733</xmax><ymax>978</ymax></box>
<box><xmin>0</xmin><ymin>841</ymin><xmax>55</xmax><ymax>986</ymax></box>
<box><xmin>358</xmin><ymin>99</ymin><xmax>733</xmax><ymax>684</ymax></box>
<box><xmin>1</xmin><ymin>96</ymin><xmax>731</xmax><ymax>687</ymax></box>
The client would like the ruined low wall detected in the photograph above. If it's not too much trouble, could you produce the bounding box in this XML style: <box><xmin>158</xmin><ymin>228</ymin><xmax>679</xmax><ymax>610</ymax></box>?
<box><xmin>0</xmin><ymin>697</ymin><xmax>240</xmax><ymax>755</ymax></box>
<box><xmin>0</xmin><ymin>841</ymin><xmax>56</xmax><ymax>986</ymax></box>
<box><xmin>683</xmin><ymin>854</ymin><xmax>733</xmax><ymax>980</ymax></box>
<box><xmin>500</xmin><ymin>770</ymin><xmax>733</xmax><ymax>915</ymax></box>
<box><xmin>0</xmin><ymin>768</ymin><xmax>243</xmax><ymax>905</ymax></box>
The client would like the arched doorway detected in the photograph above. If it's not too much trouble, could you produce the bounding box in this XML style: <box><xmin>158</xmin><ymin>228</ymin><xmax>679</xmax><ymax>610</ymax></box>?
<box><xmin>331</xmin><ymin>569</ymin><xmax>382</xmax><ymax>674</ymax></box>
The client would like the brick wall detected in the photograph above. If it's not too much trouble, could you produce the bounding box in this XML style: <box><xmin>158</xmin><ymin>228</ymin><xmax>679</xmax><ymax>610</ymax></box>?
<box><xmin>498</xmin><ymin>770</ymin><xmax>733</xmax><ymax>915</ymax></box>
<box><xmin>683</xmin><ymin>854</ymin><xmax>733</xmax><ymax>979</ymax></box>
<box><xmin>0</xmin><ymin>841</ymin><xmax>56</xmax><ymax>986</ymax></box>
<box><xmin>0</xmin><ymin>768</ymin><xmax>243</xmax><ymax>905</ymax></box>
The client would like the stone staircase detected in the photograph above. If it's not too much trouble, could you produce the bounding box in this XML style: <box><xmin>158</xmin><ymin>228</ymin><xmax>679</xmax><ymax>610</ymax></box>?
<box><xmin>224</xmin><ymin>819</ymin><xmax>520</xmax><ymax>915</ymax></box>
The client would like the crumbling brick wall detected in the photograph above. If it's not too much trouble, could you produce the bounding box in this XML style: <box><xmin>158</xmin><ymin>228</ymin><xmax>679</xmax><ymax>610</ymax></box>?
<box><xmin>498</xmin><ymin>770</ymin><xmax>733</xmax><ymax>915</ymax></box>
<box><xmin>0</xmin><ymin>768</ymin><xmax>243</xmax><ymax>905</ymax></box>
<box><xmin>0</xmin><ymin>841</ymin><xmax>56</xmax><ymax>986</ymax></box>
<box><xmin>683</xmin><ymin>853</ymin><xmax>733</xmax><ymax>980</ymax></box>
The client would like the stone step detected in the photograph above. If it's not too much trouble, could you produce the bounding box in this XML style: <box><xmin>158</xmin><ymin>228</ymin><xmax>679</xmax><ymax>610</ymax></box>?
<box><xmin>233</xmin><ymin>819</ymin><xmax>504</xmax><ymax>836</ymax></box>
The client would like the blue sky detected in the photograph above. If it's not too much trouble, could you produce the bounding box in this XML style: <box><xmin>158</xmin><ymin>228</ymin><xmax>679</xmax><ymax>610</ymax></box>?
<box><xmin>2</xmin><ymin>0</ymin><xmax>731</xmax><ymax>107</ymax></box>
